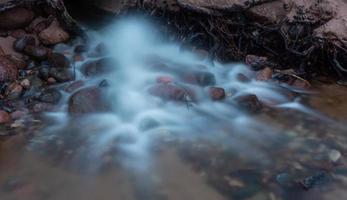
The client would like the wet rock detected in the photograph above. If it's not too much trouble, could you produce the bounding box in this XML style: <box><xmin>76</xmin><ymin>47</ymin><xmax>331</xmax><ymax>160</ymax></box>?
<box><xmin>256</xmin><ymin>67</ymin><xmax>272</xmax><ymax>81</ymax></box>
<box><xmin>273</xmin><ymin>73</ymin><xmax>311</xmax><ymax>89</ymax></box>
<box><xmin>38</xmin><ymin>19</ymin><xmax>70</xmax><ymax>45</ymax></box>
<box><xmin>298</xmin><ymin>171</ymin><xmax>329</xmax><ymax>190</ymax></box>
<box><xmin>99</xmin><ymin>79</ymin><xmax>109</xmax><ymax>87</ymax></box>
<box><xmin>81</xmin><ymin>57</ymin><xmax>118</xmax><ymax>77</ymax></box>
<box><xmin>148</xmin><ymin>84</ymin><xmax>195</xmax><ymax>102</ymax></box>
<box><xmin>10</xmin><ymin>110</ymin><xmax>27</xmax><ymax>120</ymax></box>
<box><xmin>31</xmin><ymin>102</ymin><xmax>54</xmax><ymax>113</ymax></box>
<box><xmin>13</xmin><ymin>35</ymin><xmax>36</xmax><ymax>52</ymax></box>
<box><xmin>47</xmin><ymin>77</ymin><xmax>57</xmax><ymax>85</ymax></box>
<box><xmin>74</xmin><ymin>45</ymin><xmax>88</xmax><ymax>54</ymax></box>
<box><xmin>64</xmin><ymin>80</ymin><xmax>85</xmax><ymax>93</ymax></box>
<box><xmin>73</xmin><ymin>54</ymin><xmax>84</xmax><ymax>62</ymax></box>
<box><xmin>208</xmin><ymin>87</ymin><xmax>225</xmax><ymax>101</ymax></box>
<box><xmin>0</xmin><ymin>110</ymin><xmax>11</xmax><ymax>124</ymax></box>
<box><xmin>20</xmin><ymin>79</ymin><xmax>31</xmax><ymax>89</ymax></box>
<box><xmin>236</xmin><ymin>73</ymin><xmax>251</xmax><ymax>83</ymax></box>
<box><xmin>48</xmin><ymin>53</ymin><xmax>70</xmax><ymax>68</ymax></box>
<box><xmin>49</xmin><ymin>68</ymin><xmax>74</xmax><ymax>82</ymax></box>
<box><xmin>68</xmin><ymin>87</ymin><xmax>109</xmax><ymax>114</ymax></box>
<box><xmin>94</xmin><ymin>43</ymin><xmax>108</xmax><ymax>56</ymax></box>
<box><xmin>38</xmin><ymin>89</ymin><xmax>61</xmax><ymax>104</ymax></box>
<box><xmin>5</xmin><ymin>82</ymin><xmax>23</xmax><ymax>99</ymax></box>
<box><xmin>0</xmin><ymin>7</ymin><xmax>34</xmax><ymax>30</ymax></box>
<box><xmin>328</xmin><ymin>149</ymin><xmax>341</xmax><ymax>163</ymax></box>
<box><xmin>234</xmin><ymin>94</ymin><xmax>262</xmax><ymax>113</ymax></box>
<box><xmin>23</xmin><ymin>46</ymin><xmax>50</xmax><ymax>60</ymax></box>
<box><xmin>38</xmin><ymin>66</ymin><xmax>50</xmax><ymax>80</ymax></box>
<box><xmin>183</xmin><ymin>71</ymin><xmax>216</xmax><ymax>87</ymax></box>
<box><xmin>245</xmin><ymin>55</ymin><xmax>268</xmax><ymax>70</ymax></box>
<box><xmin>0</xmin><ymin>56</ymin><xmax>18</xmax><ymax>82</ymax></box>
<box><xmin>156</xmin><ymin>76</ymin><xmax>173</xmax><ymax>84</ymax></box>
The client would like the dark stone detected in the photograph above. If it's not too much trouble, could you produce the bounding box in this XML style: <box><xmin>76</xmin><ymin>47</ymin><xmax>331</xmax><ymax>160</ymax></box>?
<box><xmin>39</xmin><ymin>66</ymin><xmax>50</xmax><ymax>80</ymax></box>
<box><xmin>68</xmin><ymin>87</ymin><xmax>109</xmax><ymax>114</ymax></box>
<box><xmin>245</xmin><ymin>55</ymin><xmax>268</xmax><ymax>70</ymax></box>
<box><xmin>23</xmin><ymin>46</ymin><xmax>49</xmax><ymax>60</ymax></box>
<box><xmin>208</xmin><ymin>87</ymin><xmax>225</xmax><ymax>101</ymax></box>
<box><xmin>234</xmin><ymin>94</ymin><xmax>262</xmax><ymax>113</ymax></box>
<box><xmin>81</xmin><ymin>57</ymin><xmax>118</xmax><ymax>77</ymax></box>
<box><xmin>64</xmin><ymin>80</ymin><xmax>85</xmax><ymax>93</ymax></box>
<box><xmin>48</xmin><ymin>53</ymin><xmax>70</xmax><ymax>68</ymax></box>
<box><xmin>74</xmin><ymin>45</ymin><xmax>88</xmax><ymax>53</ymax></box>
<box><xmin>49</xmin><ymin>68</ymin><xmax>74</xmax><ymax>83</ymax></box>
<box><xmin>183</xmin><ymin>71</ymin><xmax>216</xmax><ymax>87</ymax></box>
<box><xmin>13</xmin><ymin>35</ymin><xmax>36</xmax><ymax>52</ymax></box>
<box><xmin>0</xmin><ymin>7</ymin><xmax>34</xmax><ymax>30</ymax></box>
<box><xmin>38</xmin><ymin>89</ymin><xmax>62</xmax><ymax>104</ymax></box>
<box><xmin>148</xmin><ymin>84</ymin><xmax>195</xmax><ymax>102</ymax></box>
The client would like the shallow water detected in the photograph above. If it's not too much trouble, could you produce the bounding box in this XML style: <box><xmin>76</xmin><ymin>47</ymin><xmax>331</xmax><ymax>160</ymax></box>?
<box><xmin>1</xmin><ymin>16</ymin><xmax>347</xmax><ymax>200</ymax></box>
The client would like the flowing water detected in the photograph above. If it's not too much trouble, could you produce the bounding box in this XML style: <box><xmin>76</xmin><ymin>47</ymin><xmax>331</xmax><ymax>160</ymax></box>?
<box><xmin>1</xmin><ymin>16</ymin><xmax>347</xmax><ymax>200</ymax></box>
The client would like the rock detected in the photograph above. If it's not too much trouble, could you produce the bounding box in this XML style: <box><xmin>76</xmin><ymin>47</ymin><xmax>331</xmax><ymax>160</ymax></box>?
<box><xmin>255</xmin><ymin>67</ymin><xmax>272</xmax><ymax>81</ymax></box>
<box><xmin>7</xmin><ymin>55</ymin><xmax>27</xmax><ymax>69</ymax></box>
<box><xmin>5</xmin><ymin>82</ymin><xmax>23</xmax><ymax>99</ymax></box>
<box><xmin>10</xmin><ymin>29</ymin><xmax>27</xmax><ymax>39</ymax></box>
<box><xmin>0</xmin><ymin>46</ymin><xmax>4</xmax><ymax>55</ymax></box>
<box><xmin>148</xmin><ymin>84</ymin><xmax>195</xmax><ymax>102</ymax></box>
<box><xmin>328</xmin><ymin>149</ymin><xmax>341</xmax><ymax>163</ymax></box>
<box><xmin>47</xmin><ymin>77</ymin><xmax>57</xmax><ymax>85</ymax></box>
<box><xmin>81</xmin><ymin>57</ymin><xmax>118</xmax><ymax>77</ymax></box>
<box><xmin>208</xmin><ymin>87</ymin><xmax>225</xmax><ymax>101</ymax></box>
<box><xmin>0</xmin><ymin>36</ymin><xmax>25</xmax><ymax>58</ymax></box>
<box><xmin>64</xmin><ymin>80</ymin><xmax>85</xmax><ymax>93</ymax></box>
<box><xmin>68</xmin><ymin>87</ymin><xmax>109</xmax><ymax>114</ymax></box>
<box><xmin>299</xmin><ymin>171</ymin><xmax>329</xmax><ymax>190</ymax></box>
<box><xmin>31</xmin><ymin>102</ymin><xmax>54</xmax><ymax>113</ymax></box>
<box><xmin>182</xmin><ymin>71</ymin><xmax>216</xmax><ymax>86</ymax></box>
<box><xmin>48</xmin><ymin>53</ymin><xmax>70</xmax><ymax>68</ymax></box>
<box><xmin>73</xmin><ymin>55</ymin><xmax>84</xmax><ymax>62</ymax></box>
<box><xmin>38</xmin><ymin>66</ymin><xmax>50</xmax><ymax>80</ymax></box>
<box><xmin>26</xmin><ymin>17</ymin><xmax>50</xmax><ymax>33</ymax></box>
<box><xmin>38</xmin><ymin>19</ymin><xmax>70</xmax><ymax>45</ymax></box>
<box><xmin>0</xmin><ymin>7</ymin><xmax>35</xmax><ymax>30</ymax></box>
<box><xmin>74</xmin><ymin>45</ymin><xmax>88</xmax><ymax>53</ymax></box>
<box><xmin>49</xmin><ymin>68</ymin><xmax>74</xmax><ymax>82</ymax></box>
<box><xmin>0</xmin><ymin>56</ymin><xmax>18</xmax><ymax>82</ymax></box>
<box><xmin>236</xmin><ymin>73</ymin><xmax>251</xmax><ymax>82</ymax></box>
<box><xmin>20</xmin><ymin>79</ymin><xmax>31</xmax><ymax>89</ymax></box>
<box><xmin>245</xmin><ymin>55</ymin><xmax>268</xmax><ymax>70</ymax></box>
<box><xmin>156</xmin><ymin>76</ymin><xmax>173</xmax><ymax>84</ymax></box>
<box><xmin>94</xmin><ymin>43</ymin><xmax>108</xmax><ymax>56</ymax></box>
<box><xmin>273</xmin><ymin>73</ymin><xmax>311</xmax><ymax>89</ymax></box>
<box><xmin>234</xmin><ymin>94</ymin><xmax>262</xmax><ymax>113</ymax></box>
<box><xmin>0</xmin><ymin>110</ymin><xmax>11</xmax><ymax>124</ymax></box>
<box><xmin>10</xmin><ymin>110</ymin><xmax>27</xmax><ymax>120</ymax></box>
<box><xmin>38</xmin><ymin>89</ymin><xmax>62</xmax><ymax>104</ymax></box>
<box><xmin>13</xmin><ymin>35</ymin><xmax>36</xmax><ymax>52</ymax></box>
<box><xmin>23</xmin><ymin>46</ymin><xmax>50</xmax><ymax>60</ymax></box>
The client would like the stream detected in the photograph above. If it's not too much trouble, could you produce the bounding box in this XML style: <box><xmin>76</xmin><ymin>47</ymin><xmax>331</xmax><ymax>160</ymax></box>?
<box><xmin>1</xmin><ymin>15</ymin><xmax>347</xmax><ymax>200</ymax></box>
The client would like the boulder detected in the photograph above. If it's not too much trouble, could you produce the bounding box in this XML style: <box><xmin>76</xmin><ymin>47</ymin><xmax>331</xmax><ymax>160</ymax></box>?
<box><xmin>68</xmin><ymin>87</ymin><xmax>109</xmax><ymax>114</ymax></box>
<box><xmin>148</xmin><ymin>83</ymin><xmax>195</xmax><ymax>102</ymax></box>
<box><xmin>0</xmin><ymin>56</ymin><xmax>18</xmax><ymax>82</ymax></box>
<box><xmin>234</xmin><ymin>94</ymin><xmax>262</xmax><ymax>113</ymax></box>
<box><xmin>0</xmin><ymin>110</ymin><xmax>11</xmax><ymax>124</ymax></box>
<box><xmin>38</xmin><ymin>19</ymin><xmax>70</xmax><ymax>45</ymax></box>
<box><xmin>0</xmin><ymin>7</ymin><xmax>34</xmax><ymax>30</ymax></box>
<box><xmin>208</xmin><ymin>87</ymin><xmax>225</xmax><ymax>101</ymax></box>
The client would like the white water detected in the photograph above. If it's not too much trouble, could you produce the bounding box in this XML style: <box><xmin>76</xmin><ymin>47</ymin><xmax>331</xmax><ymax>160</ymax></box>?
<box><xmin>30</xmin><ymin>17</ymin><xmax>325</xmax><ymax>170</ymax></box>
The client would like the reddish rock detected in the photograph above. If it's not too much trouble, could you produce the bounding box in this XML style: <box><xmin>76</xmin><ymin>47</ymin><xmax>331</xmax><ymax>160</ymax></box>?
<box><xmin>38</xmin><ymin>19</ymin><xmax>70</xmax><ymax>45</ymax></box>
<box><xmin>255</xmin><ymin>67</ymin><xmax>272</xmax><ymax>81</ymax></box>
<box><xmin>0</xmin><ymin>46</ymin><xmax>4</xmax><ymax>55</ymax></box>
<box><xmin>47</xmin><ymin>77</ymin><xmax>57</xmax><ymax>84</ymax></box>
<box><xmin>245</xmin><ymin>55</ymin><xmax>268</xmax><ymax>70</ymax></box>
<box><xmin>8</xmin><ymin>55</ymin><xmax>27</xmax><ymax>69</ymax></box>
<box><xmin>0</xmin><ymin>7</ymin><xmax>35</xmax><ymax>30</ymax></box>
<box><xmin>5</xmin><ymin>82</ymin><xmax>23</xmax><ymax>99</ymax></box>
<box><xmin>148</xmin><ymin>84</ymin><xmax>195</xmax><ymax>102</ymax></box>
<box><xmin>26</xmin><ymin>17</ymin><xmax>50</xmax><ymax>33</ymax></box>
<box><xmin>234</xmin><ymin>94</ymin><xmax>263</xmax><ymax>113</ymax></box>
<box><xmin>0</xmin><ymin>56</ymin><xmax>18</xmax><ymax>82</ymax></box>
<box><xmin>208</xmin><ymin>87</ymin><xmax>225</xmax><ymax>101</ymax></box>
<box><xmin>0</xmin><ymin>36</ymin><xmax>25</xmax><ymax>58</ymax></box>
<box><xmin>65</xmin><ymin>80</ymin><xmax>85</xmax><ymax>93</ymax></box>
<box><xmin>182</xmin><ymin>71</ymin><xmax>216</xmax><ymax>86</ymax></box>
<box><xmin>156</xmin><ymin>76</ymin><xmax>173</xmax><ymax>84</ymax></box>
<box><xmin>68</xmin><ymin>87</ymin><xmax>109</xmax><ymax>114</ymax></box>
<box><xmin>10</xmin><ymin>29</ymin><xmax>27</xmax><ymax>39</ymax></box>
<box><xmin>0</xmin><ymin>110</ymin><xmax>11</xmax><ymax>124</ymax></box>
<box><xmin>236</xmin><ymin>73</ymin><xmax>251</xmax><ymax>83</ymax></box>
<box><xmin>274</xmin><ymin>73</ymin><xmax>311</xmax><ymax>89</ymax></box>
